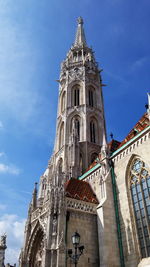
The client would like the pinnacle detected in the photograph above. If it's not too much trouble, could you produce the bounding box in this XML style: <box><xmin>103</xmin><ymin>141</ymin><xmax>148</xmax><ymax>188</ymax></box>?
<box><xmin>74</xmin><ymin>17</ymin><xmax>87</xmax><ymax>47</ymax></box>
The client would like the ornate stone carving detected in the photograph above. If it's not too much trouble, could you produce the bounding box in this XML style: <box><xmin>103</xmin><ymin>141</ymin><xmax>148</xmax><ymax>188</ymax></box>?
<box><xmin>68</xmin><ymin>67</ymin><xmax>84</xmax><ymax>82</ymax></box>
<box><xmin>66</xmin><ymin>198</ymin><xmax>97</xmax><ymax>214</ymax></box>
<box><xmin>39</xmin><ymin>215</ymin><xmax>48</xmax><ymax>232</ymax></box>
<box><xmin>34</xmin><ymin>238</ymin><xmax>45</xmax><ymax>267</ymax></box>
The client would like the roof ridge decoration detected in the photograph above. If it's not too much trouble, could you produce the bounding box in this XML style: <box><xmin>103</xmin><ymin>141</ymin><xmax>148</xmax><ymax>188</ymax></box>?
<box><xmin>74</xmin><ymin>17</ymin><xmax>87</xmax><ymax>47</ymax></box>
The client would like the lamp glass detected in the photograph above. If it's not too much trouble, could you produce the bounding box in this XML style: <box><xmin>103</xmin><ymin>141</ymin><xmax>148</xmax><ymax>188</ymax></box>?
<box><xmin>72</xmin><ymin>231</ymin><xmax>80</xmax><ymax>245</ymax></box>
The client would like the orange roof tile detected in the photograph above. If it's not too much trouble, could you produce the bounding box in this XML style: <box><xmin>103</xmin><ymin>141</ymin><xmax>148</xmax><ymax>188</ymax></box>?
<box><xmin>65</xmin><ymin>178</ymin><xmax>98</xmax><ymax>204</ymax></box>
<box><xmin>119</xmin><ymin>112</ymin><xmax>149</xmax><ymax>148</ymax></box>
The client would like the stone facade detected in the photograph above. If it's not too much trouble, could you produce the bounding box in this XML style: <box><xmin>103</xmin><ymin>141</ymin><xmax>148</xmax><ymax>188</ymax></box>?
<box><xmin>19</xmin><ymin>17</ymin><xmax>150</xmax><ymax>267</ymax></box>
<box><xmin>0</xmin><ymin>234</ymin><xmax>7</xmax><ymax>267</ymax></box>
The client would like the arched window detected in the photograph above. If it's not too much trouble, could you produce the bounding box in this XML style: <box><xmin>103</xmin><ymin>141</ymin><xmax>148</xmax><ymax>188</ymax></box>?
<box><xmin>73</xmin><ymin>52</ymin><xmax>77</xmax><ymax>62</ymax></box>
<box><xmin>89</xmin><ymin>90</ymin><xmax>94</xmax><ymax>107</ymax></box>
<box><xmin>130</xmin><ymin>158</ymin><xmax>150</xmax><ymax>258</ymax></box>
<box><xmin>61</xmin><ymin>91</ymin><xmax>66</xmax><ymax>113</ymax></box>
<box><xmin>90</xmin><ymin>121</ymin><xmax>96</xmax><ymax>143</ymax></box>
<box><xmin>72</xmin><ymin>86</ymin><xmax>80</xmax><ymax>106</ymax></box>
<box><xmin>88</xmin><ymin>86</ymin><xmax>95</xmax><ymax>107</ymax></box>
<box><xmin>59</xmin><ymin>123</ymin><xmax>64</xmax><ymax>149</ymax></box>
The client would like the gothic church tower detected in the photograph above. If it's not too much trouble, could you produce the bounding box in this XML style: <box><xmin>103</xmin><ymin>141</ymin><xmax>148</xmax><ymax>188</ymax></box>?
<box><xmin>49</xmin><ymin>16</ymin><xmax>106</xmax><ymax>179</ymax></box>
<box><xmin>19</xmin><ymin>18</ymin><xmax>110</xmax><ymax>267</ymax></box>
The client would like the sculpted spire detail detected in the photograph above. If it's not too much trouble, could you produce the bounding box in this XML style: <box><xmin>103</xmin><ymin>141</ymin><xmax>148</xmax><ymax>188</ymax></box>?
<box><xmin>74</xmin><ymin>17</ymin><xmax>87</xmax><ymax>47</ymax></box>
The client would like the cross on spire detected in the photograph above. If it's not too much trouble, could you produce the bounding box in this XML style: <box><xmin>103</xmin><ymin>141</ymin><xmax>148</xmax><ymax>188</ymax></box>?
<box><xmin>74</xmin><ymin>17</ymin><xmax>87</xmax><ymax>47</ymax></box>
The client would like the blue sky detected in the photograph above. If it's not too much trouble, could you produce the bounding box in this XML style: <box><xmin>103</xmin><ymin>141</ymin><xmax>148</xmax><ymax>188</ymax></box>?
<box><xmin>0</xmin><ymin>0</ymin><xmax>150</xmax><ymax>264</ymax></box>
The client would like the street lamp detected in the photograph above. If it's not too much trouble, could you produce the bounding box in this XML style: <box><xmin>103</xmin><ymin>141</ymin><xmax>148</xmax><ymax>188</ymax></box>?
<box><xmin>67</xmin><ymin>231</ymin><xmax>84</xmax><ymax>267</ymax></box>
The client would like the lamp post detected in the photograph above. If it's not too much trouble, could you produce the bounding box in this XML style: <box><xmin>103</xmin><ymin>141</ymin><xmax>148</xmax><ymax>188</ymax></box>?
<box><xmin>68</xmin><ymin>231</ymin><xmax>84</xmax><ymax>267</ymax></box>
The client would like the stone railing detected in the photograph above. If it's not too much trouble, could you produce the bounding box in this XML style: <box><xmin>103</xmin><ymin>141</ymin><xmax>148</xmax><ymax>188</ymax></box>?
<box><xmin>66</xmin><ymin>197</ymin><xmax>97</xmax><ymax>214</ymax></box>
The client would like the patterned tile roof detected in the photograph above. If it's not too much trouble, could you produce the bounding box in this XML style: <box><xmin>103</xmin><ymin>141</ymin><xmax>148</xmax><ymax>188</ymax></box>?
<box><xmin>118</xmin><ymin>112</ymin><xmax>149</xmax><ymax>148</ymax></box>
<box><xmin>108</xmin><ymin>112</ymin><xmax>149</xmax><ymax>153</ymax></box>
<box><xmin>65</xmin><ymin>178</ymin><xmax>98</xmax><ymax>204</ymax></box>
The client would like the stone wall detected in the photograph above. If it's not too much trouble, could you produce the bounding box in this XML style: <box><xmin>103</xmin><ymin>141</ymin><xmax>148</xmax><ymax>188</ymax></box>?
<box><xmin>66</xmin><ymin>209</ymin><xmax>99</xmax><ymax>267</ymax></box>
<box><xmin>113</xmin><ymin>129</ymin><xmax>150</xmax><ymax>267</ymax></box>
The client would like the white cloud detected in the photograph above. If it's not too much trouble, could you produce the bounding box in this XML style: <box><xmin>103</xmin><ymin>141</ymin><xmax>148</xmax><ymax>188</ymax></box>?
<box><xmin>0</xmin><ymin>121</ymin><xmax>4</xmax><ymax>129</ymax></box>
<box><xmin>0</xmin><ymin>163</ymin><xmax>20</xmax><ymax>175</ymax></box>
<box><xmin>0</xmin><ymin>214</ymin><xmax>25</xmax><ymax>266</ymax></box>
<box><xmin>0</xmin><ymin>204</ymin><xmax>7</xmax><ymax>211</ymax></box>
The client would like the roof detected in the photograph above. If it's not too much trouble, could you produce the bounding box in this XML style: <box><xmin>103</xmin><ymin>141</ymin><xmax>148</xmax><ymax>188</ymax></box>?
<box><xmin>108</xmin><ymin>139</ymin><xmax>121</xmax><ymax>153</ymax></box>
<box><xmin>118</xmin><ymin>112</ymin><xmax>149</xmax><ymax>148</ymax></box>
<box><xmin>65</xmin><ymin>178</ymin><xmax>98</xmax><ymax>204</ymax></box>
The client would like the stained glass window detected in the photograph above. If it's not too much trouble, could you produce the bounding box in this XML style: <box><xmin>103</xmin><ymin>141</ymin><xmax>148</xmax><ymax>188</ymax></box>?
<box><xmin>130</xmin><ymin>158</ymin><xmax>150</xmax><ymax>258</ymax></box>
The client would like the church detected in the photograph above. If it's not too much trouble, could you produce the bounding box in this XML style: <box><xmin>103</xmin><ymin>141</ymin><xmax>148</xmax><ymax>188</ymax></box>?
<box><xmin>18</xmin><ymin>17</ymin><xmax>150</xmax><ymax>267</ymax></box>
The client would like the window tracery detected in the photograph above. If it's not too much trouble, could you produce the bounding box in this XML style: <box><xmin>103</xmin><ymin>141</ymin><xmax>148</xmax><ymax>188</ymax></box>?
<box><xmin>130</xmin><ymin>158</ymin><xmax>150</xmax><ymax>258</ymax></box>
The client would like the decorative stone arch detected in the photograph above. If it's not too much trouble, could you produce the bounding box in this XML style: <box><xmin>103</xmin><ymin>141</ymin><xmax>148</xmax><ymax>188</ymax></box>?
<box><xmin>67</xmin><ymin>80</ymin><xmax>83</xmax><ymax>107</ymax></box>
<box><xmin>67</xmin><ymin>110</ymin><xmax>84</xmax><ymax>142</ymax></box>
<box><xmin>60</xmin><ymin>90</ymin><xmax>66</xmax><ymax>113</ymax></box>
<box><xmin>27</xmin><ymin>221</ymin><xmax>45</xmax><ymax>267</ymax></box>
<box><xmin>59</xmin><ymin>122</ymin><xmax>64</xmax><ymax>149</ymax></box>
<box><xmin>57</xmin><ymin>116</ymin><xmax>63</xmax><ymax>134</ymax></box>
<box><xmin>125</xmin><ymin>154</ymin><xmax>150</xmax><ymax>259</ymax></box>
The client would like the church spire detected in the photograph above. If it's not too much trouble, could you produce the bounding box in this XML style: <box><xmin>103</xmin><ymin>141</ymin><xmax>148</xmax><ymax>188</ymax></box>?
<box><xmin>74</xmin><ymin>17</ymin><xmax>87</xmax><ymax>47</ymax></box>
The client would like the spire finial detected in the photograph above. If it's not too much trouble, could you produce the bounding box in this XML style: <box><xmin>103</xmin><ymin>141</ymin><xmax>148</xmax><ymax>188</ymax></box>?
<box><xmin>74</xmin><ymin>17</ymin><xmax>87</xmax><ymax>47</ymax></box>
<box><xmin>77</xmin><ymin>16</ymin><xmax>83</xmax><ymax>25</ymax></box>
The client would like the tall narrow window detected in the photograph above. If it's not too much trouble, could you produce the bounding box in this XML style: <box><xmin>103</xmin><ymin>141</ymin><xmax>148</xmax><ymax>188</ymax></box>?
<box><xmin>72</xmin><ymin>85</ymin><xmax>80</xmax><ymax>107</ymax></box>
<box><xmin>90</xmin><ymin>121</ymin><xmax>96</xmax><ymax>143</ymax></box>
<box><xmin>130</xmin><ymin>158</ymin><xmax>150</xmax><ymax>258</ymax></box>
<box><xmin>74</xmin><ymin>88</ymin><xmax>80</xmax><ymax>106</ymax></box>
<box><xmin>89</xmin><ymin>90</ymin><xmax>94</xmax><ymax>107</ymax></box>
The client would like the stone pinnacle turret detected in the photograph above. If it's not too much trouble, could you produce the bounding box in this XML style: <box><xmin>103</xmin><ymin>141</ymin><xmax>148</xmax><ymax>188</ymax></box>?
<box><xmin>74</xmin><ymin>17</ymin><xmax>87</xmax><ymax>47</ymax></box>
